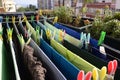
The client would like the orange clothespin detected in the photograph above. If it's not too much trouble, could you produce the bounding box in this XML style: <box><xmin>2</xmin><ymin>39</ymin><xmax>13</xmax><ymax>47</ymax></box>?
<box><xmin>36</xmin><ymin>14</ymin><xmax>40</xmax><ymax>22</ymax></box>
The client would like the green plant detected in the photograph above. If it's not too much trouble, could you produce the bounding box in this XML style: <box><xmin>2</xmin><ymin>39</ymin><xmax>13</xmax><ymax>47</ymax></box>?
<box><xmin>53</xmin><ymin>6</ymin><xmax>73</xmax><ymax>24</ymax></box>
<box><xmin>113</xmin><ymin>12</ymin><xmax>120</xmax><ymax>20</ymax></box>
<box><xmin>104</xmin><ymin>19</ymin><xmax>120</xmax><ymax>38</ymax></box>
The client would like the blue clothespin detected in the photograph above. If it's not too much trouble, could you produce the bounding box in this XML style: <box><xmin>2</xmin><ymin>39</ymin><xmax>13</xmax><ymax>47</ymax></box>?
<box><xmin>41</xmin><ymin>29</ymin><xmax>43</xmax><ymax>39</ymax></box>
<box><xmin>80</xmin><ymin>32</ymin><xmax>84</xmax><ymax>47</ymax></box>
<box><xmin>6</xmin><ymin>16</ymin><xmax>10</xmax><ymax>29</ymax></box>
<box><xmin>0</xmin><ymin>16</ymin><xmax>3</xmax><ymax>22</ymax></box>
<box><xmin>85</xmin><ymin>33</ymin><xmax>90</xmax><ymax>49</ymax></box>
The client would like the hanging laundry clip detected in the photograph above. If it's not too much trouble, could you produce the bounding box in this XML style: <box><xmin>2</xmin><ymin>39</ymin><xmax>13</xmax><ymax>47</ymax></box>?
<box><xmin>31</xmin><ymin>15</ymin><xmax>35</xmax><ymax>22</ymax></box>
<box><xmin>107</xmin><ymin>60</ymin><xmax>118</xmax><ymax>80</ymax></box>
<box><xmin>77</xmin><ymin>70</ymin><xmax>92</xmax><ymax>80</ymax></box>
<box><xmin>7</xmin><ymin>28</ymin><xmax>13</xmax><ymax>41</ymax></box>
<box><xmin>80</xmin><ymin>32</ymin><xmax>91</xmax><ymax>49</ymax></box>
<box><xmin>0</xmin><ymin>18</ymin><xmax>3</xmax><ymax>40</ymax></box>
<box><xmin>92</xmin><ymin>66</ymin><xmax>107</xmax><ymax>80</ymax></box>
<box><xmin>12</xmin><ymin>16</ymin><xmax>15</xmax><ymax>24</ymax></box>
<box><xmin>35</xmin><ymin>26</ymin><xmax>40</xmax><ymax>45</ymax></box>
<box><xmin>53</xmin><ymin>16</ymin><xmax>58</xmax><ymax>24</ymax></box>
<box><xmin>46</xmin><ymin>29</ymin><xmax>52</xmax><ymax>39</ymax></box>
<box><xmin>58</xmin><ymin>30</ymin><xmax>66</xmax><ymax>43</ymax></box>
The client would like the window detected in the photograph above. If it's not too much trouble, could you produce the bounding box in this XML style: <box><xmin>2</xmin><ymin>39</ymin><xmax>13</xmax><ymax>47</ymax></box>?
<box><xmin>79</xmin><ymin>0</ymin><xmax>83</xmax><ymax>3</ymax></box>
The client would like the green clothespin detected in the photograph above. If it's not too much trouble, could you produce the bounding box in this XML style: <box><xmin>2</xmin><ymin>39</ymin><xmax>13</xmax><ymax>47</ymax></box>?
<box><xmin>0</xmin><ymin>28</ymin><xmax>3</xmax><ymax>40</ymax></box>
<box><xmin>17</xmin><ymin>34</ymin><xmax>25</xmax><ymax>52</ymax></box>
<box><xmin>35</xmin><ymin>26</ymin><xmax>40</xmax><ymax>45</ymax></box>
<box><xmin>98</xmin><ymin>31</ymin><xmax>106</xmax><ymax>46</ymax></box>
<box><xmin>31</xmin><ymin>15</ymin><xmax>34</xmax><ymax>22</ymax></box>
<box><xmin>6</xmin><ymin>16</ymin><xmax>9</xmax><ymax>22</ymax></box>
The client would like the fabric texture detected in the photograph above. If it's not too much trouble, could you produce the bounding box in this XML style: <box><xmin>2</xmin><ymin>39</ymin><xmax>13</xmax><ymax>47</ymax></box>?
<box><xmin>50</xmin><ymin>39</ymin><xmax>100</xmax><ymax>73</ymax></box>
<box><xmin>40</xmin><ymin>39</ymin><xmax>79</xmax><ymax>80</ymax></box>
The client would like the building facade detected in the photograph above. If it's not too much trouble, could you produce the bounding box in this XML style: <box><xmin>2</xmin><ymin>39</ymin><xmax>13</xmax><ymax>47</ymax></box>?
<box><xmin>37</xmin><ymin>0</ymin><xmax>54</xmax><ymax>10</ymax></box>
<box><xmin>1</xmin><ymin>0</ymin><xmax>16</xmax><ymax>12</ymax></box>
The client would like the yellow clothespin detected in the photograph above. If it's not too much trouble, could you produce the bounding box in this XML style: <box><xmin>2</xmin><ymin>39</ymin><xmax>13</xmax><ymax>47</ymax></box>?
<box><xmin>53</xmin><ymin>16</ymin><xmax>58</xmax><ymax>24</ymax></box>
<box><xmin>12</xmin><ymin>16</ymin><xmax>15</xmax><ymax>24</ymax></box>
<box><xmin>58</xmin><ymin>30</ymin><xmax>63</xmax><ymax>42</ymax></box>
<box><xmin>22</xmin><ymin>15</ymin><xmax>27</xmax><ymax>22</ymax></box>
<box><xmin>7</xmin><ymin>28</ymin><xmax>13</xmax><ymax>41</ymax></box>
<box><xmin>39</xmin><ymin>9</ymin><xmax>43</xmax><ymax>16</ymax></box>
<box><xmin>17</xmin><ymin>34</ymin><xmax>25</xmax><ymax>52</ymax></box>
<box><xmin>46</xmin><ymin>29</ymin><xmax>51</xmax><ymax>39</ymax></box>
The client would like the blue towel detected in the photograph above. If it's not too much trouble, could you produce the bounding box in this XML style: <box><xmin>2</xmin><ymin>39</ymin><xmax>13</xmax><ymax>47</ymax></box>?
<box><xmin>40</xmin><ymin>39</ymin><xmax>79</xmax><ymax>80</ymax></box>
<box><xmin>54</xmin><ymin>23</ymin><xmax>106</xmax><ymax>59</ymax></box>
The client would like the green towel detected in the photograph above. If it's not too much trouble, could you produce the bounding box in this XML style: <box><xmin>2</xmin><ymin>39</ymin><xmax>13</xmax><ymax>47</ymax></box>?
<box><xmin>50</xmin><ymin>39</ymin><xmax>100</xmax><ymax>73</ymax></box>
<box><xmin>44</xmin><ymin>21</ymin><xmax>82</xmax><ymax>48</ymax></box>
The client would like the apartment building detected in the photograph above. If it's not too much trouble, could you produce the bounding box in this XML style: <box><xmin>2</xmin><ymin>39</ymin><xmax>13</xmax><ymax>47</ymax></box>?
<box><xmin>37</xmin><ymin>0</ymin><xmax>54</xmax><ymax>10</ymax></box>
<box><xmin>75</xmin><ymin>0</ymin><xmax>120</xmax><ymax>17</ymax></box>
<box><xmin>1</xmin><ymin>0</ymin><xmax>16</xmax><ymax>12</ymax></box>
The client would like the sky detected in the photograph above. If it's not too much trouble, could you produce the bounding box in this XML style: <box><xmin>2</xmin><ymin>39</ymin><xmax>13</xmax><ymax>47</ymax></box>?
<box><xmin>14</xmin><ymin>0</ymin><xmax>37</xmax><ymax>7</ymax></box>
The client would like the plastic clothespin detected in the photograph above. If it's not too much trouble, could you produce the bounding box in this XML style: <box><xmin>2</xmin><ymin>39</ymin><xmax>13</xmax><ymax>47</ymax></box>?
<box><xmin>58</xmin><ymin>30</ymin><xmax>63</xmax><ymax>42</ymax></box>
<box><xmin>77</xmin><ymin>70</ymin><xmax>84</xmax><ymax>80</ymax></box>
<box><xmin>17</xmin><ymin>34</ymin><xmax>25</xmax><ymax>52</ymax></box>
<box><xmin>100</xmin><ymin>66</ymin><xmax>107</xmax><ymax>80</ymax></box>
<box><xmin>6</xmin><ymin>16</ymin><xmax>9</xmax><ymax>22</ymax></box>
<box><xmin>41</xmin><ymin>29</ymin><xmax>43</xmax><ymax>38</ymax></box>
<box><xmin>31</xmin><ymin>15</ymin><xmax>34</xmax><ymax>22</ymax></box>
<box><xmin>35</xmin><ymin>26</ymin><xmax>40</xmax><ymax>44</ymax></box>
<box><xmin>21</xmin><ymin>15</ymin><xmax>27</xmax><ymax>23</ymax></box>
<box><xmin>85</xmin><ymin>71</ymin><xmax>92</xmax><ymax>80</ymax></box>
<box><xmin>0</xmin><ymin>16</ymin><xmax>3</xmax><ymax>22</ymax></box>
<box><xmin>86</xmin><ymin>33</ymin><xmax>90</xmax><ymax>44</ymax></box>
<box><xmin>12</xmin><ymin>16</ymin><xmax>15</xmax><ymax>24</ymax></box>
<box><xmin>36</xmin><ymin>14</ymin><xmax>40</xmax><ymax>22</ymax></box>
<box><xmin>7</xmin><ymin>28</ymin><xmax>13</xmax><ymax>41</ymax></box>
<box><xmin>98</xmin><ymin>31</ymin><xmax>106</xmax><ymax>46</ymax></box>
<box><xmin>46</xmin><ymin>29</ymin><xmax>51</xmax><ymax>39</ymax></box>
<box><xmin>92</xmin><ymin>68</ymin><xmax>99</xmax><ymax>80</ymax></box>
<box><xmin>39</xmin><ymin>9</ymin><xmax>43</xmax><ymax>16</ymax></box>
<box><xmin>52</xmin><ymin>30</ymin><xmax>56</xmax><ymax>39</ymax></box>
<box><xmin>0</xmin><ymin>28</ymin><xmax>3</xmax><ymax>40</ymax></box>
<box><xmin>53</xmin><ymin>16</ymin><xmax>58</xmax><ymax>24</ymax></box>
<box><xmin>85</xmin><ymin>33</ymin><xmax>90</xmax><ymax>49</ymax></box>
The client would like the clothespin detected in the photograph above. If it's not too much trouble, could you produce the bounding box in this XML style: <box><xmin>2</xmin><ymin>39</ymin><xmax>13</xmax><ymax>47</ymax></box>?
<box><xmin>0</xmin><ymin>16</ymin><xmax>3</xmax><ymax>22</ymax></box>
<box><xmin>35</xmin><ymin>26</ymin><xmax>40</xmax><ymax>44</ymax></box>
<box><xmin>85</xmin><ymin>33</ymin><xmax>90</xmax><ymax>49</ymax></box>
<box><xmin>53</xmin><ymin>16</ymin><xmax>58</xmax><ymax>24</ymax></box>
<box><xmin>100</xmin><ymin>66</ymin><xmax>107</xmax><ymax>80</ymax></box>
<box><xmin>98</xmin><ymin>31</ymin><xmax>106</xmax><ymax>46</ymax></box>
<box><xmin>39</xmin><ymin>9</ymin><xmax>43</xmax><ymax>16</ymax></box>
<box><xmin>40</xmin><ymin>29</ymin><xmax>43</xmax><ymax>38</ymax></box>
<box><xmin>36</xmin><ymin>14</ymin><xmax>39</xmax><ymax>22</ymax></box>
<box><xmin>22</xmin><ymin>15</ymin><xmax>27</xmax><ymax>22</ymax></box>
<box><xmin>31</xmin><ymin>15</ymin><xmax>34</xmax><ymax>22</ymax></box>
<box><xmin>6</xmin><ymin>16</ymin><xmax>9</xmax><ymax>22</ymax></box>
<box><xmin>46</xmin><ymin>29</ymin><xmax>51</xmax><ymax>39</ymax></box>
<box><xmin>0</xmin><ymin>28</ymin><xmax>3</xmax><ymax>40</ymax></box>
<box><xmin>52</xmin><ymin>30</ymin><xmax>56</xmax><ymax>39</ymax></box>
<box><xmin>7</xmin><ymin>28</ymin><xmax>13</xmax><ymax>41</ymax></box>
<box><xmin>17</xmin><ymin>34</ymin><xmax>25</xmax><ymax>52</ymax></box>
<box><xmin>92</xmin><ymin>67</ymin><xmax>99</xmax><ymax>80</ymax></box>
<box><xmin>58</xmin><ymin>30</ymin><xmax>64</xmax><ymax>42</ymax></box>
<box><xmin>12</xmin><ymin>16</ymin><xmax>15</xmax><ymax>24</ymax></box>
<box><xmin>80</xmin><ymin>32</ymin><xmax>84</xmax><ymax>47</ymax></box>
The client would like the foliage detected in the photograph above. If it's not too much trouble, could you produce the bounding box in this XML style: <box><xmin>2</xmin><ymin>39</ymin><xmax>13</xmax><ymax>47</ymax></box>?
<box><xmin>88</xmin><ymin>6</ymin><xmax>120</xmax><ymax>39</ymax></box>
<box><xmin>53</xmin><ymin>6</ymin><xmax>73</xmax><ymax>24</ymax></box>
<box><xmin>104</xmin><ymin>19</ymin><xmax>120</xmax><ymax>38</ymax></box>
<box><xmin>17</xmin><ymin>4</ymin><xmax>36</xmax><ymax>12</ymax></box>
<box><xmin>113</xmin><ymin>12</ymin><xmax>120</xmax><ymax>20</ymax></box>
